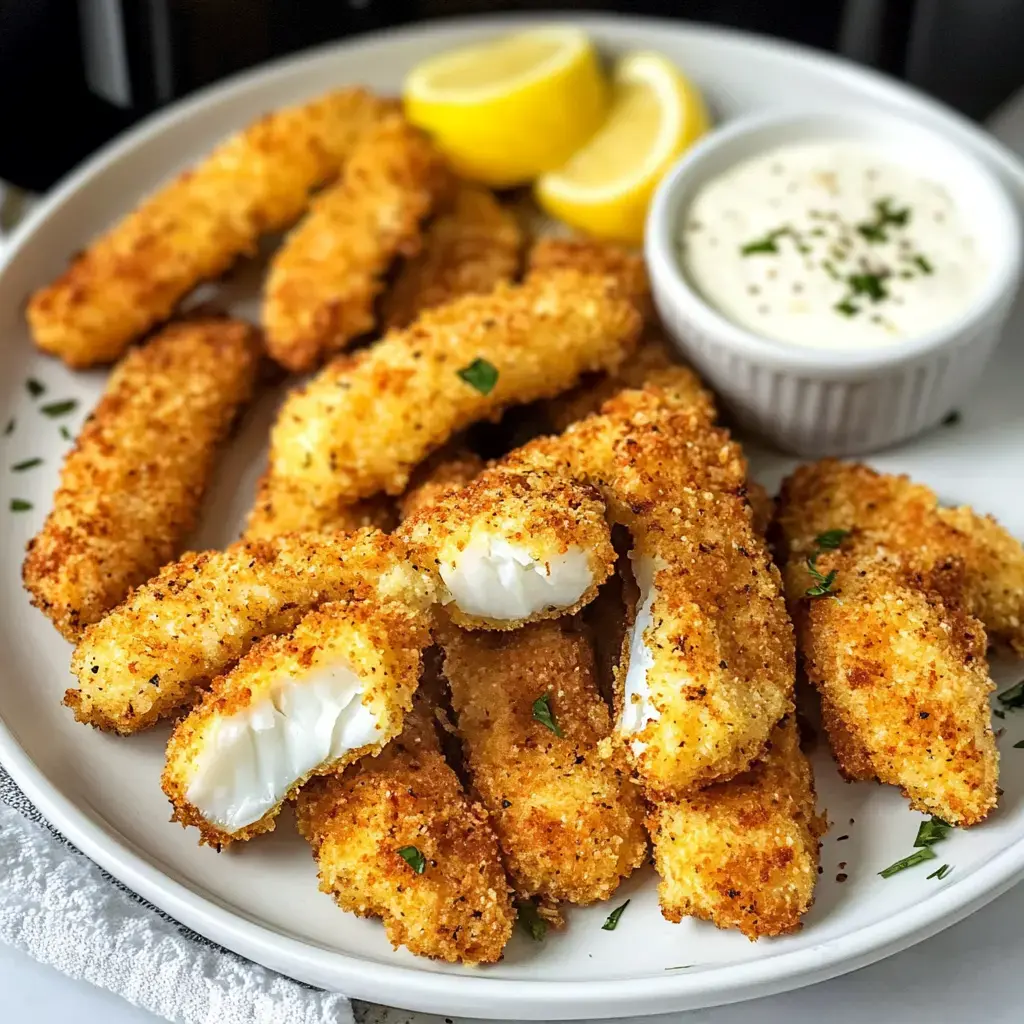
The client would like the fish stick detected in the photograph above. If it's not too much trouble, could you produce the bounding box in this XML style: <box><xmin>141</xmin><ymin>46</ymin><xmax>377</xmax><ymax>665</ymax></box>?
<box><xmin>440</xmin><ymin>619</ymin><xmax>648</xmax><ymax>904</ymax></box>
<box><xmin>296</xmin><ymin>698</ymin><xmax>514</xmax><ymax>964</ymax></box>
<box><xmin>28</xmin><ymin>89</ymin><xmax>395</xmax><ymax>367</ymax></box>
<box><xmin>649</xmin><ymin>716</ymin><xmax>824</xmax><ymax>939</ymax></box>
<box><xmin>380</xmin><ymin>183</ymin><xmax>522</xmax><ymax>330</ymax></box>
<box><xmin>263</xmin><ymin>115</ymin><xmax>449</xmax><ymax>371</ymax></box>
<box><xmin>163</xmin><ymin>598</ymin><xmax>429</xmax><ymax>847</ymax></box>
<box><xmin>263</xmin><ymin>268</ymin><xmax>641</xmax><ymax>512</ymax></box>
<box><xmin>777</xmin><ymin>459</ymin><xmax>1024</xmax><ymax>653</ymax></box>
<box><xmin>396</xmin><ymin>447</ymin><xmax>484</xmax><ymax>521</ymax></box>
<box><xmin>22</xmin><ymin>319</ymin><xmax>258</xmax><ymax>641</ymax></box>
<box><xmin>66</xmin><ymin>529</ymin><xmax>427</xmax><ymax>734</ymax></box>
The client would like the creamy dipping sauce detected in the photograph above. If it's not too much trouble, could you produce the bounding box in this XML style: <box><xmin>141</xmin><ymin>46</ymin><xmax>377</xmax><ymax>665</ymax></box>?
<box><xmin>679</xmin><ymin>141</ymin><xmax>987</xmax><ymax>349</ymax></box>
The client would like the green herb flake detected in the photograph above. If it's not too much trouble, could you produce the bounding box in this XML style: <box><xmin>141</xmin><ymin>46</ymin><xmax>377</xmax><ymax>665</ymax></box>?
<box><xmin>926</xmin><ymin>863</ymin><xmax>953</xmax><ymax>880</ymax></box>
<box><xmin>815</xmin><ymin>529</ymin><xmax>850</xmax><ymax>550</ymax></box>
<box><xmin>835</xmin><ymin>298</ymin><xmax>859</xmax><ymax>317</ymax></box>
<box><xmin>848</xmin><ymin>273</ymin><xmax>888</xmax><ymax>303</ymax></box>
<box><xmin>532</xmin><ymin>693</ymin><xmax>563</xmax><ymax>737</ymax></box>
<box><xmin>878</xmin><ymin>846</ymin><xmax>936</xmax><ymax>878</ymax></box>
<box><xmin>40</xmin><ymin>399</ymin><xmax>78</xmax><ymax>419</ymax></box>
<box><xmin>997</xmin><ymin>680</ymin><xmax>1024</xmax><ymax>710</ymax></box>
<box><xmin>10</xmin><ymin>498</ymin><xmax>32</xmax><ymax>512</ymax></box>
<box><xmin>11</xmin><ymin>457</ymin><xmax>42</xmax><ymax>472</ymax></box>
<box><xmin>913</xmin><ymin>254</ymin><xmax>934</xmax><ymax>275</ymax></box>
<box><xmin>942</xmin><ymin>410</ymin><xmax>961</xmax><ymax>427</ymax></box>
<box><xmin>602</xmin><ymin>900</ymin><xmax>630</xmax><ymax>931</ymax></box>
<box><xmin>396</xmin><ymin>845</ymin><xmax>426</xmax><ymax>875</ymax></box>
<box><xmin>1014</xmin><ymin>740</ymin><xmax>1024</xmax><ymax>749</ymax></box>
<box><xmin>456</xmin><ymin>358</ymin><xmax>499</xmax><ymax>396</ymax></box>
<box><xmin>740</xmin><ymin>228</ymin><xmax>788</xmax><ymax>256</ymax></box>
<box><xmin>914</xmin><ymin>816</ymin><xmax>951</xmax><ymax>848</ymax></box>
<box><xmin>805</xmin><ymin>554</ymin><xmax>839</xmax><ymax>599</ymax></box>
<box><xmin>517</xmin><ymin>900</ymin><xmax>548</xmax><ymax>941</ymax></box>
<box><xmin>4</xmin><ymin>418</ymin><xmax>13</xmax><ymax>436</ymax></box>
<box><xmin>25</xmin><ymin>378</ymin><xmax>45</xmax><ymax>398</ymax></box>
<box><xmin>994</xmin><ymin>708</ymin><xmax>1006</xmax><ymax>720</ymax></box>
<box><xmin>60</xmin><ymin>425</ymin><xmax>72</xmax><ymax>441</ymax></box>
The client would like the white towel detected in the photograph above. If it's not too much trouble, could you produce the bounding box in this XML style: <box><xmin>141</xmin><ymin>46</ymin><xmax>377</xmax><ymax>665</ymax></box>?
<box><xmin>0</xmin><ymin>768</ymin><xmax>354</xmax><ymax>1024</ymax></box>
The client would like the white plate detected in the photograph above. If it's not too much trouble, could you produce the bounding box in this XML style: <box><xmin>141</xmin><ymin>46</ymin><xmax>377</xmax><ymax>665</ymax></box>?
<box><xmin>1</xmin><ymin>13</ymin><xmax>1023</xmax><ymax>1021</ymax></box>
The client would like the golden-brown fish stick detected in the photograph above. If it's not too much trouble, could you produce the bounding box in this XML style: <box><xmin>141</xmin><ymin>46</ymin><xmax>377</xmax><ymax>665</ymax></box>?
<box><xmin>66</xmin><ymin>529</ymin><xmax>426</xmax><ymax>734</ymax></box>
<box><xmin>649</xmin><ymin>716</ymin><xmax>824</xmax><ymax>939</ymax></box>
<box><xmin>263</xmin><ymin>115</ymin><xmax>449</xmax><ymax>371</ymax></box>
<box><xmin>296</xmin><ymin>699</ymin><xmax>515</xmax><ymax>964</ymax></box>
<box><xmin>381</xmin><ymin>183</ymin><xmax>522</xmax><ymax>330</ymax></box>
<box><xmin>777</xmin><ymin>459</ymin><xmax>1024</xmax><ymax>653</ymax></box>
<box><xmin>163</xmin><ymin>598</ymin><xmax>429</xmax><ymax>847</ymax></box>
<box><xmin>29</xmin><ymin>89</ymin><xmax>394</xmax><ymax>367</ymax></box>
<box><xmin>441</xmin><ymin>620</ymin><xmax>648</xmax><ymax>904</ymax></box>
<box><xmin>23</xmin><ymin>319</ymin><xmax>258</xmax><ymax>641</ymax></box>
<box><xmin>396</xmin><ymin>447</ymin><xmax>484</xmax><ymax>520</ymax></box>
<box><xmin>264</xmin><ymin>269</ymin><xmax>641</xmax><ymax>512</ymax></box>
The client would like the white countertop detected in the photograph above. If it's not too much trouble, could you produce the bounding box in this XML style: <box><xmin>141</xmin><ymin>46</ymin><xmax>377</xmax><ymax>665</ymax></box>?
<box><xmin>5</xmin><ymin>69</ymin><xmax>1024</xmax><ymax>1024</ymax></box>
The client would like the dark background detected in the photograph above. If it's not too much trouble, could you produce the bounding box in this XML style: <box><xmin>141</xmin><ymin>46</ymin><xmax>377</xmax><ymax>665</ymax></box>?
<box><xmin>3</xmin><ymin>0</ymin><xmax>1022</xmax><ymax>192</ymax></box>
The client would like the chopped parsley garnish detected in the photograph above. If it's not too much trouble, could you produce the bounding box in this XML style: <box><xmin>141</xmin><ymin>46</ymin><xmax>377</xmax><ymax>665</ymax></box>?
<box><xmin>926</xmin><ymin>863</ymin><xmax>953</xmax><ymax>880</ymax></box>
<box><xmin>396</xmin><ymin>845</ymin><xmax>426</xmax><ymax>874</ymax></box>
<box><xmin>814</xmin><ymin>529</ymin><xmax>850</xmax><ymax>550</ymax></box>
<box><xmin>878</xmin><ymin>846</ymin><xmax>936</xmax><ymax>878</ymax></box>
<box><xmin>740</xmin><ymin>228</ymin><xmax>789</xmax><ymax>256</ymax></box>
<box><xmin>40</xmin><ymin>399</ymin><xmax>78</xmax><ymax>418</ymax></box>
<box><xmin>11</xmin><ymin>457</ymin><xmax>42</xmax><ymax>472</ymax></box>
<box><xmin>59</xmin><ymin>425</ymin><xmax>72</xmax><ymax>441</ymax></box>
<box><xmin>914</xmin><ymin>816</ymin><xmax>951</xmax><ymax>847</ymax></box>
<box><xmin>994</xmin><ymin>708</ymin><xmax>1006</xmax><ymax>720</ymax></box>
<box><xmin>997</xmin><ymin>680</ymin><xmax>1024</xmax><ymax>710</ymax></box>
<box><xmin>4</xmin><ymin>418</ymin><xmax>14</xmax><ymax>436</ymax></box>
<box><xmin>805</xmin><ymin>556</ymin><xmax>838</xmax><ymax>598</ymax></box>
<box><xmin>457</xmin><ymin>358</ymin><xmax>499</xmax><ymax>396</ymax></box>
<box><xmin>10</xmin><ymin>498</ymin><xmax>32</xmax><ymax>512</ymax></box>
<box><xmin>532</xmin><ymin>694</ymin><xmax>563</xmax><ymax>737</ymax></box>
<box><xmin>25</xmin><ymin>378</ymin><xmax>45</xmax><ymax>398</ymax></box>
<box><xmin>602</xmin><ymin>900</ymin><xmax>630</xmax><ymax>931</ymax></box>
<box><xmin>913</xmin><ymin>254</ymin><xmax>934</xmax><ymax>274</ymax></box>
<box><xmin>835</xmin><ymin>298</ymin><xmax>859</xmax><ymax>317</ymax></box>
<box><xmin>857</xmin><ymin>197</ymin><xmax>911</xmax><ymax>244</ymax></box>
<box><xmin>848</xmin><ymin>272</ymin><xmax>889</xmax><ymax>303</ymax></box>
<box><xmin>1014</xmin><ymin>740</ymin><xmax>1024</xmax><ymax>749</ymax></box>
<box><xmin>517</xmin><ymin>900</ymin><xmax>547</xmax><ymax>941</ymax></box>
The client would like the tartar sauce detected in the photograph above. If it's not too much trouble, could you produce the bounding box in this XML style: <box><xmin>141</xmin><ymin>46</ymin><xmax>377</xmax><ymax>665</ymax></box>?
<box><xmin>679</xmin><ymin>141</ymin><xmax>987</xmax><ymax>349</ymax></box>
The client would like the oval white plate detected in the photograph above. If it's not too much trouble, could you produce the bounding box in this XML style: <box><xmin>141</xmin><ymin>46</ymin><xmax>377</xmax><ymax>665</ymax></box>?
<box><xmin>1</xmin><ymin>14</ymin><xmax>1022</xmax><ymax>1021</ymax></box>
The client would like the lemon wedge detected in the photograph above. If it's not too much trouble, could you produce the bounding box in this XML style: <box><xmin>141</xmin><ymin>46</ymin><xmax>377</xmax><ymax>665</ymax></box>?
<box><xmin>403</xmin><ymin>27</ymin><xmax>608</xmax><ymax>187</ymax></box>
<box><xmin>536</xmin><ymin>52</ymin><xmax>709</xmax><ymax>244</ymax></box>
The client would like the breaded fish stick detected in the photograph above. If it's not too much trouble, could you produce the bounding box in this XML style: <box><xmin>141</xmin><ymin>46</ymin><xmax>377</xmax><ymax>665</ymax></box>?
<box><xmin>29</xmin><ymin>89</ymin><xmax>394</xmax><ymax>367</ymax></box>
<box><xmin>263</xmin><ymin>269</ymin><xmax>641</xmax><ymax>513</ymax></box>
<box><xmin>649</xmin><ymin>716</ymin><xmax>823</xmax><ymax>939</ymax></box>
<box><xmin>397</xmin><ymin>447</ymin><xmax>484</xmax><ymax>521</ymax></box>
<box><xmin>778</xmin><ymin>460</ymin><xmax>1024</xmax><ymax>653</ymax></box>
<box><xmin>381</xmin><ymin>183</ymin><xmax>522</xmax><ymax>330</ymax></box>
<box><xmin>23</xmin><ymin>319</ymin><xmax>258</xmax><ymax>641</ymax></box>
<box><xmin>441</xmin><ymin>620</ymin><xmax>648</xmax><ymax>904</ymax></box>
<box><xmin>263</xmin><ymin>116</ymin><xmax>449</xmax><ymax>371</ymax></box>
<box><xmin>296</xmin><ymin>698</ymin><xmax>514</xmax><ymax>963</ymax></box>
<box><xmin>163</xmin><ymin>598</ymin><xmax>429</xmax><ymax>847</ymax></box>
<box><xmin>66</xmin><ymin>530</ymin><xmax>426</xmax><ymax>733</ymax></box>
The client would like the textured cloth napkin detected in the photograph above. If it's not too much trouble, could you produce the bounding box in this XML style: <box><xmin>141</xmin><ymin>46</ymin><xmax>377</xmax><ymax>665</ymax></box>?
<box><xmin>0</xmin><ymin>753</ymin><xmax>354</xmax><ymax>1024</ymax></box>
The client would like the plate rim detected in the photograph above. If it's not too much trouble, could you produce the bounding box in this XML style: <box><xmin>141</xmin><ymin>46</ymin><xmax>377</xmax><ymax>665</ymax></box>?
<box><xmin>2</xmin><ymin>11</ymin><xmax>1024</xmax><ymax>1019</ymax></box>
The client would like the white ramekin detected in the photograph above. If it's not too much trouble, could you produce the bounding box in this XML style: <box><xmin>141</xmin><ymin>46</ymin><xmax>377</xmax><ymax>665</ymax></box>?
<box><xmin>645</xmin><ymin>108</ymin><xmax>1022</xmax><ymax>456</ymax></box>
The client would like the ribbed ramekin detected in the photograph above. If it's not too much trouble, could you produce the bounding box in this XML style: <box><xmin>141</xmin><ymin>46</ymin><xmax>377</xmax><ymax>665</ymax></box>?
<box><xmin>645</xmin><ymin>108</ymin><xmax>1022</xmax><ymax>456</ymax></box>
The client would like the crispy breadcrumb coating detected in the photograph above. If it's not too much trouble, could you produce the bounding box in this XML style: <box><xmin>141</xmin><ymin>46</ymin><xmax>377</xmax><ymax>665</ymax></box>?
<box><xmin>263</xmin><ymin>115</ymin><xmax>449</xmax><ymax>371</ymax></box>
<box><xmin>397</xmin><ymin>447</ymin><xmax>484</xmax><ymax>521</ymax></box>
<box><xmin>28</xmin><ymin>89</ymin><xmax>395</xmax><ymax>367</ymax></box>
<box><xmin>296</xmin><ymin>698</ymin><xmax>515</xmax><ymax>964</ymax></box>
<box><xmin>163</xmin><ymin>598</ymin><xmax>429</xmax><ymax>847</ymax></box>
<box><xmin>440</xmin><ymin>620</ymin><xmax>648</xmax><ymax>904</ymax></box>
<box><xmin>649</xmin><ymin>716</ymin><xmax>824</xmax><ymax>939</ymax></box>
<box><xmin>263</xmin><ymin>269</ymin><xmax>641</xmax><ymax>512</ymax></box>
<box><xmin>776</xmin><ymin>459</ymin><xmax>1024</xmax><ymax>653</ymax></box>
<box><xmin>23</xmin><ymin>318</ymin><xmax>258</xmax><ymax>640</ymax></box>
<box><xmin>243</xmin><ymin>469</ymin><xmax>396</xmax><ymax>539</ymax></box>
<box><xmin>381</xmin><ymin>183</ymin><xmax>522</xmax><ymax>330</ymax></box>
<box><xmin>66</xmin><ymin>530</ymin><xmax>429</xmax><ymax>733</ymax></box>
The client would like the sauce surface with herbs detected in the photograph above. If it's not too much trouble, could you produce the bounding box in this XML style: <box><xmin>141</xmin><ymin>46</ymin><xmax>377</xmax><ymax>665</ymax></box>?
<box><xmin>680</xmin><ymin>141</ymin><xmax>986</xmax><ymax>349</ymax></box>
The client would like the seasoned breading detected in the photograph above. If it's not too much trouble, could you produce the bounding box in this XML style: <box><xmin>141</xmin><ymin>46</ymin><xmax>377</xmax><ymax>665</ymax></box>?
<box><xmin>163</xmin><ymin>598</ymin><xmax>429</xmax><ymax>847</ymax></box>
<box><xmin>398</xmin><ymin>459</ymin><xmax>616</xmax><ymax>630</ymax></box>
<box><xmin>381</xmin><ymin>183</ymin><xmax>522</xmax><ymax>330</ymax></box>
<box><xmin>746</xmin><ymin>480</ymin><xmax>774</xmax><ymax>539</ymax></box>
<box><xmin>263</xmin><ymin>115</ymin><xmax>450</xmax><ymax>371</ymax></box>
<box><xmin>781</xmin><ymin>549</ymin><xmax>997</xmax><ymax>826</ymax></box>
<box><xmin>28</xmin><ymin>89</ymin><xmax>395</xmax><ymax>367</ymax></box>
<box><xmin>649</xmin><ymin>716</ymin><xmax>824</xmax><ymax>939</ymax></box>
<box><xmin>296</xmin><ymin>699</ymin><xmax>515</xmax><ymax>964</ymax></box>
<box><xmin>22</xmin><ymin>319</ymin><xmax>258</xmax><ymax>641</ymax></box>
<box><xmin>509</xmin><ymin>385</ymin><xmax>795</xmax><ymax>795</ymax></box>
<box><xmin>440</xmin><ymin>619</ymin><xmax>648</xmax><ymax>904</ymax></box>
<box><xmin>397</xmin><ymin>447</ymin><xmax>484</xmax><ymax>521</ymax></box>
<box><xmin>263</xmin><ymin>269</ymin><xmax>641</xmax><ymax>512</ymax></box>
<box><xmin>243</xmin><ymin>469</ymin><xmax>396</xmax><ymax>539</ymax></box>
<box><xmin>776</xmin><ymin>459</ymin><xmax>1024</xmax><ymax>652</ymax></box>
<box><xmin>66</xmin><ymin>530</ymin><xmax>429</xmax><ymax>733</ymax></box>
